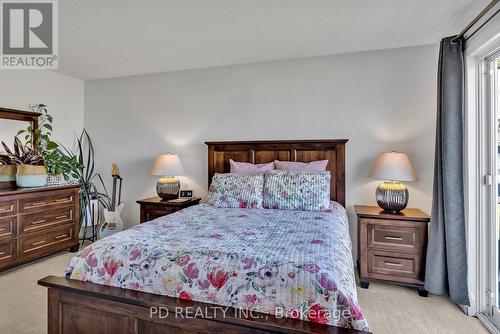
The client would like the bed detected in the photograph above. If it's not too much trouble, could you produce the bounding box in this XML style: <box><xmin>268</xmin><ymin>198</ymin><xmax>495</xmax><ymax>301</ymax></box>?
<box><xmin>39</xmin><ymin>139</ymin><xmax>370</xmax><ymax>334</ymax></box>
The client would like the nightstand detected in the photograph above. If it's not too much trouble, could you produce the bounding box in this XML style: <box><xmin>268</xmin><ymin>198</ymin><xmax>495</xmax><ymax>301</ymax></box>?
<box><xmin>137</xmin><ymin>196</ymin><xmax>201</xmax><ymax>223</ymax></box>
<box><xmin>355</xmin><ymin>205</ymin><xmax>430</xmax><ymax>297</ymax></box>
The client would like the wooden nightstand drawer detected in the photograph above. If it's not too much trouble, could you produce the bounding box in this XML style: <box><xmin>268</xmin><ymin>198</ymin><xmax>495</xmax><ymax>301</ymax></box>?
<box><xmin>137</xmin><ymin>197</ymin><xmax>201</xmax><ymax>224</ymax></box>
<box><xmin>142</xmin><ymin>206</ymin><xmax>177</xmax><ymax>222</ymax></box>
<box><xmin>367</xmin><ymin>250</ymin><xmax>422</xmax><ymax>279</ymax></box>
<box><xmin>366</xmin><ymin>219</ymin><xmax>423</xmax><ymax>253</ymax></box>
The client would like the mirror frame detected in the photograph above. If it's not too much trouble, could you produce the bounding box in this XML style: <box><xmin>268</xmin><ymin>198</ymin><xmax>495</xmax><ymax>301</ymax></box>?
<box><xmin>0</xmin><ymin>107</ymin><xmax>41</xmax><ymax>147</ymax></box>
<box><xmin>0</xmin><ymin>107</ymin><xmax>41</xmax><ymax>189</ymax></box>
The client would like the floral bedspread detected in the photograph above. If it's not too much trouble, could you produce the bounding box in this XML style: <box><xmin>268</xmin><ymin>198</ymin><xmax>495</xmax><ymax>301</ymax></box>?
<box><xmin>65</xmin><ymin>203</ymin><xmax>369</xmax><ymax>331</ymax></box>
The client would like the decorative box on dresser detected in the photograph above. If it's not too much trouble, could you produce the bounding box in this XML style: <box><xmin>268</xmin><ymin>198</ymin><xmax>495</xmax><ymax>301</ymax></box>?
<box><xmin>137</xmin><ymin>196</ymin><xmax>201</xmax><ymax>224</ymax></box>
<box><xmin>0</xmin><ymin>184</ymin><xmax>80</xmax><ymax>272</ymax></box>
<box><xmin>355</xmin><ymin>205</ymin><xmax>430</xmax><ymax>296</ymax></box>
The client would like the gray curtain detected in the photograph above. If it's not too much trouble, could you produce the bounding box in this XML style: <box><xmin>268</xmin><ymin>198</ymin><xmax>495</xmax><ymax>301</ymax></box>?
<box><xmin>425</xmin><ymin>36</ymin><xmax>469</xmax><ymax>306</ymax></box>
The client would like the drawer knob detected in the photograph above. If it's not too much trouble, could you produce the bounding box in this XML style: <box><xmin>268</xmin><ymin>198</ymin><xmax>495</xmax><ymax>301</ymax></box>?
<box><xmin>31</xmin><ymin>220</ymin><xmax>47</xmax><ymax>225</ymax></box>
<box><xmin>384</xmin><ymin>236</ymin><xmax>403</xmax><ymax>241</ymax></box>
<box><xmin>384</xmin><ymin>261</ymin><xmax>403</xmax><ymax>267</ymax></box>
<box><xmin>32</xmin><ymin>240</ymin><xmax>46</xmax><ymax>246</ymax></box>
<box><xmin>55</xmin><ymin>234</ymin><xmax>68</xmax><ymax>240</ymax></box>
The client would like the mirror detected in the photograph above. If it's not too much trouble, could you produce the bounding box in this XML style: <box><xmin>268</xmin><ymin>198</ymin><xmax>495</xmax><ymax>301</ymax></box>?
<box><xmin>0</xmin><ymin>107</ymin><xmax>40</xmax><ymax>189</ymax></box>
<box><xmin>0</xmin><ymin>119</ymin><xmax>32</xmax><ymax>152</ymax></box>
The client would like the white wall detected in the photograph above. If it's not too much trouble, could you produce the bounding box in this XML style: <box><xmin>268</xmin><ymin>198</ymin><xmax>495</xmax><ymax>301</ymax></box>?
<box><xmin>0</xmin><ymin>70</ymin><xmax>84</xmax><ymax>148</ymax></box>
<box><xmin>84</xmin><ymin>44</ymin><xmax>438</xmax><ymax>256</ymax></box>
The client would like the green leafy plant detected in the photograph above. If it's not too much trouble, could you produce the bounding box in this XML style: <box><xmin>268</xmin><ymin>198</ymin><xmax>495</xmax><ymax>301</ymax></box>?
<box><xmin>1</xmin><ymin>137</ymin><xmax>44</xmax><ymax>165</ymax></box>
<box><xmin>43</xmin><ymin>148</ymin><xmax>83</xmax><ymax>179</ymax></box>
<box><xmin>60</xmin><ymin>129</ymin><xmax>110</xmax><ymax>229</ymax></box>
<box><xmin>17</xmin><ymin>104</ymin><xmax>81</xmax><ymax>180</ymax></box>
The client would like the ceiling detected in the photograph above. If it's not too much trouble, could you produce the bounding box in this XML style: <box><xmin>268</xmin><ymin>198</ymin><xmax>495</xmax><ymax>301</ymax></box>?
<box><xmin>57</xmin><ymin>0</ymin><xmax>485</xmax><ymax>80</ymax></box>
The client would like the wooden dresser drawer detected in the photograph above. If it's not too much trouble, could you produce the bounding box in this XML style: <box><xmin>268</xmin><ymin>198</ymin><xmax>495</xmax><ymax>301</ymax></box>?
<box><xmin>19</xmin><ymin>190</ymin><xmax>76</xmax><ymax>213</ymax></box>
<box><xmin>20</xmin><ymin>207</ymin><xmax>74</xmax><ymax>234</ymax></box>
<box><xmin>21</xmin><ymin>225</ymin><xmax>75</xmax><ymax>256</ymax></box>
<box><xmin>0</xmin><ymin>216</ymin><xmax>16</xmax><ymax>240</ymax></box>
<box><xmin>367</xmin><ymin>250</ymin><xmax>422</xmax><ymax>280</ymax></box>
<box><xmin>0</xmin><ymin>240</ymin><xmax>16</xmax><ymax>267</ymax></box>
<box><xmin>0</xmin><ymin>199</ymin><xmax>17</xmax><ymax>217</ymax></box>
<box><xmin>366</xmin><ymin>219</ymin><xmax>423</xmax><ymax>253</ymax></box>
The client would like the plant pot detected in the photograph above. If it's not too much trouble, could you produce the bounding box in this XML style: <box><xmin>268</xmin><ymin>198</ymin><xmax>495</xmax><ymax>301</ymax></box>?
<box><xmin>46</xmin><ymin>173</ymin><xmax>65</xmax><ymax>187</ymax></box>
<box><xmin>16</xmin><ymin>165</ymin><xmax>47</xmax><ymax>188</ymax></box>
<box><xmin>79</xmin><ymin>199</ymin><xmax>101</xmax><ymax>240</ymax></box>
<box><xmin>0</xmin><ymin>165</ymin><xmax>16</xmax><ymax>182</ymax></box>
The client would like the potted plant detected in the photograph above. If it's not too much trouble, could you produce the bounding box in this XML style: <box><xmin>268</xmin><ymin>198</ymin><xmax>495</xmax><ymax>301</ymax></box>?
<box><xmin>60</xmin><ymin>129</ymin><xmax>110</xmax><ymax>240</ymax></box>
<box><xmin>17</xmin><ymin>104</ymin><xmax>82</xmax><ymax>186</ymax></box>
<box><xmin>1</xmin><ymin>137</ymin><xmax>46</xmax><ymax>187</ymax></box>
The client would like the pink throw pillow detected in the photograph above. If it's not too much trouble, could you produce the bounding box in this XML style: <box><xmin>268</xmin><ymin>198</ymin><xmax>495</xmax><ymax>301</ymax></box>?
<box><xmin>229</xmin><ymin>159</ymin><xmax>275</xmax><ymax>174</ymax></box>
<box><xmin>274</xmin><ymin>160</ymin><xmax>328</xmax><ymax>171</ymax></box>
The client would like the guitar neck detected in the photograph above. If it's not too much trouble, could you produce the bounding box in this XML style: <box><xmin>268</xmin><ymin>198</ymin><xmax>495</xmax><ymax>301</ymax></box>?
<box><xmin>110</xmin><ymin>177</ymin><xmax>118</xmax><ymax>211</ymax></box>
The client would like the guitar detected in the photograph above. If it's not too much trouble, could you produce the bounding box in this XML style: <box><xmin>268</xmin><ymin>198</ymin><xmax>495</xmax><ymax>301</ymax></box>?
<box><xmin>99</xmin><ymin>163</ymin><xmax>124</xmax><ymax>239</ymax></box>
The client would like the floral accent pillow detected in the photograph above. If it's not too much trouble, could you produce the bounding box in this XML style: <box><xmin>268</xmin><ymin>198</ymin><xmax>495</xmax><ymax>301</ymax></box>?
<box><xmin>263</xmin><ymin>170</ymin><xmax>331</xmax><ymax>211</ymax></box>
<box><xmin>206</xmin><ymin>173</ymin><xmax>264</xmax><ymax>208</ymax></box>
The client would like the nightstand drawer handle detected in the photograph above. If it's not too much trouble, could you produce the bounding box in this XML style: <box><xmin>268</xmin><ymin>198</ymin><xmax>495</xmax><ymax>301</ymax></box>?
<box><xmin>384</xmin><ymin>236</ymin><xmax>403</xmax><ymax>241</ymax></box>
<box><xmin>32</xmin><ymin>240</ymin><xmax>46</xmax><ymax>246</ymax></box>
<box><xmin>0</xmin><ymin>207</ymin><xmax>10</xmax><ymax>213</ymax></box>
<box><xmin>55</xmin><ymin>234</ymin><xmax>68</xmax><ymax>240</ymax></box>
<box><xmin>384</xmin><ymin>261</ymin><xmax>403</xmax><ymax>267</ymax></box>
<box><xmin>31</xmin><ymin>202</ymin><xmax>47</xmax><ymax>207</ymax></box>
<box><xmin>0</xmin><ymin>251</ymin><xmax>5</xmax><ymax>256</ymax></box>
<box><xmin>55</xmin><ymin>215</ymin><xmax>67</xmax><ymax>220</ymax></box>
<box><xmin>0</xmin><ymin>228</ymin><xmax>6</xmax><ymax>232</ymax></box>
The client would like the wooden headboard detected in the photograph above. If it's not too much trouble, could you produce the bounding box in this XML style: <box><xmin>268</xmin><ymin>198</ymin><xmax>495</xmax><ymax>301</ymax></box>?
<box><xmin>205</xmin><ymin>139</ymin><xmax>348</xmax><ymax>207</ymax></box>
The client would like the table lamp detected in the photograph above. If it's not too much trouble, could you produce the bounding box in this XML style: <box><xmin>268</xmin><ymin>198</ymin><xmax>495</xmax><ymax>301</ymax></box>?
<box><xmin>150</xmin><ymin>153</ymin><xmax>185</xmax><ymax>200</ymax></box>
<box><xmin>369</xmin><ymin>151</ymin><xmax>418</xmax><ymax>213</ymax></box>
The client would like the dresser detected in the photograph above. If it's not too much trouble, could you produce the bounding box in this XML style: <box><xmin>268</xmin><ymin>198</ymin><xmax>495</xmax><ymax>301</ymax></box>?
<box><xmin>355</xmin><ymin>205</ymin><xmax>430</xmax><ymax>296</ymax></box>
<box><xmin>0</xmin><ymin>185</ymin><xmax>80</xmax><ymax>272</ymax></box>
<box><xmin>137</xmin><ymin>196</ymin><xmax>201</xmax><ymax>224</ymax></box>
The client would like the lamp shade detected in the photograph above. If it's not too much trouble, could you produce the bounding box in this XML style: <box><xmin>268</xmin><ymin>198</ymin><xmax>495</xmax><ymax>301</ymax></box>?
<box><xmin>369</xmin><ymin>152</ymin><xmax>418</xmax><ymax>182</ymax></box>
<box><xmin>150</xmin><ymin>154</ymin><xmax>185</xmax><ymax>176</ymax></box>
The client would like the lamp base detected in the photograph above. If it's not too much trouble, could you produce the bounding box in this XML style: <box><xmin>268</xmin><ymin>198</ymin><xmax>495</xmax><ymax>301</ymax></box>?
<box><xmin>375</xmin><ymin>181</ymin><xmax>408</xmax><ymax>213</ymax></box>
<box><xmin>156</xmin><ymin>177</ymin><xmax>180</xmax><ymax>200</ymax></box>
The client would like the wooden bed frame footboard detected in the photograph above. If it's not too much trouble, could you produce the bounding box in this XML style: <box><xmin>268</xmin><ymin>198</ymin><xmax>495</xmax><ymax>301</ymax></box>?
<box><xmin>38</xmin><ymin>276</ymin><xmax>369</xmax><ymax>334</ymax></box>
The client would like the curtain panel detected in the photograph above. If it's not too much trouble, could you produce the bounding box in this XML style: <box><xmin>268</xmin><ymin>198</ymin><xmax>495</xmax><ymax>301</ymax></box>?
<box><xmin>425</xmin><ymin>36</ymin><xmax>469</xmax><ymax>306</ymax></box>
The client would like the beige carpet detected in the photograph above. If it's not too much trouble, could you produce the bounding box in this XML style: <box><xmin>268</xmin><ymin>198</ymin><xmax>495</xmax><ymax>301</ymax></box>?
<box><xmin>0</xmin><ymin>251</ymin><xmax>489</xmax><ymax>334</ymax></box>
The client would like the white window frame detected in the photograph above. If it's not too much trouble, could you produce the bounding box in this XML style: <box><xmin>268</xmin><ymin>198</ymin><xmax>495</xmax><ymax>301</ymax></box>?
<box><xmin>465</xmin><ymin>13</ymin><xmax>500</xmax><ymax>333</ymax></box>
